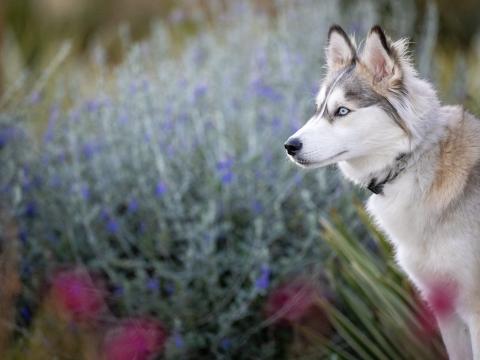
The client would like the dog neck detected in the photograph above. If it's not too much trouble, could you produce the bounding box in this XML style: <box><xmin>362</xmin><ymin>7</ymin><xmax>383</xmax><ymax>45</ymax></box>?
<box><xmin>338</xmin><ymin>146</ymin><xmax>413</xmax><ymax>192</ymax></box>
<box><xmin>338</xmin><ymin>129</ymin><xmax>441</xmax><ymax>196</ymax></box>
<box><xmin>366</xmin><ymin>153</ymin><xmax>412</xmax><ymax>195</ymax></box>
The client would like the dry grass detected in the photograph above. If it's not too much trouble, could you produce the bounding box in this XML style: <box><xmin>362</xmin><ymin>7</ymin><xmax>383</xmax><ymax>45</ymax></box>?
<box><xmin>0</xmin><ymin>209</ymin><xmax>21</xmax><ymax>357</ymax></box>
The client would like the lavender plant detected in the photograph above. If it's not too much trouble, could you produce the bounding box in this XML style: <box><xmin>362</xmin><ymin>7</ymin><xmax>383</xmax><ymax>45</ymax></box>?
<box><xmin>0</xmin><ymin>0</ymin><xmax>442</xmax><ymax>358</ymax></box>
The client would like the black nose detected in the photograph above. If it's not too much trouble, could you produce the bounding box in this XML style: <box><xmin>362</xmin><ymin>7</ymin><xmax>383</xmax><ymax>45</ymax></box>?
<box><xmin>284</xmin><ymin>138</ymin><xmax>302</xmax><ymax>156</ymax></box>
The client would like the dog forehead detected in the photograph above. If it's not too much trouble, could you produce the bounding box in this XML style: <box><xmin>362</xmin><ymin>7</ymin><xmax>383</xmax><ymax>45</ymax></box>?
<box><xmin>341</xmin><ymin>72</ymin><xmax>384</xmax><ymax>106</ymax></box>
<box><xmin>315</xmin><ymin>65</ymin><xmax>391</xmax><ymax>117</ymax></box>
<box><xmin>316</xmin><ymin>72</ymin><xmax>349</xmax><ymax>106</ymax></box>
<box><xmin>326</xmin><ymin>86</ymin><xmax>346</xmax><ymax>106</ymax></box>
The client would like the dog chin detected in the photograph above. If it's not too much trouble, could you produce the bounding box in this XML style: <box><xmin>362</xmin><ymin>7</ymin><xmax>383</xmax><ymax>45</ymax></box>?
<box><xmin>290</xmin><ymin>157</ymin><xmax>326</xmax><ymax>169</ymax></box>
<box><xmin>290</xmin><ymin>150</ymin><xmax>349</xmax><ymax>169</ymax></box>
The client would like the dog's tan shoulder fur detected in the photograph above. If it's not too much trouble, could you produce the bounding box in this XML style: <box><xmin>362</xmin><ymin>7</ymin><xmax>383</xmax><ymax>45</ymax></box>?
<box><xmin>428</xmin><ymin>106</ymin><xmax>480</xmax><ymax>211</ymax></box>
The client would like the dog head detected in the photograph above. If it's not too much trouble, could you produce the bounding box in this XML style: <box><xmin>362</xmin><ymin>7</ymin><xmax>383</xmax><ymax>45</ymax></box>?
<box><xmin>284</xmin><ymin>25</ymin><xmax>417</xmax><ymax>177</ymax></box>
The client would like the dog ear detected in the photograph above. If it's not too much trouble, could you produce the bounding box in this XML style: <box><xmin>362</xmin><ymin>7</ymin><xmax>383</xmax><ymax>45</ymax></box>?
<box><xmin>326</xmin><ymin>25</ymin><xmax>356</xmax><ymax>71</ymax></box>
<box><xmin>362</xmin><ymin>26</ymin><xmax>400</xmax><ymax>83</ymax></box>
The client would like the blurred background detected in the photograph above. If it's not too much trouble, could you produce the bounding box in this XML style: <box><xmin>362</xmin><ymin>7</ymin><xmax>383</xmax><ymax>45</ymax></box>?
<box><xmin>0</xmin><ymin>0</ymin><xmax>479</xmax><ymax>359</ymax></box>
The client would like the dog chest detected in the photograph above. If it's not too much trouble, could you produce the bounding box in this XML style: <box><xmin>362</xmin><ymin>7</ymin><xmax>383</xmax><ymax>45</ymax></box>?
<box><xmin>366</xmin><ymin>190</ymin><xmax>477</xmax><ymax>300</ymax></box>
<box><xmin>366</xmin><ymin>186</ymin><xmax>425</xmax><ymax>248</ymax></box>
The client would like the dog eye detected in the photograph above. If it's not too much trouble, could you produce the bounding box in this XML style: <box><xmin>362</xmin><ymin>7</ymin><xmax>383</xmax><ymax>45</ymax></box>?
<box><xmin>335</xmin><ymin>106</ymin><xmax>350</xmax><ymax>117</ymax></box>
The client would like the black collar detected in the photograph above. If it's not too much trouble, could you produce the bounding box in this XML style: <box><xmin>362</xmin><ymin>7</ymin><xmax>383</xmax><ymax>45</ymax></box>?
<box><xmin>367</xmin><ymin>178</ymin><xmax>386</xmax><ymax>194</ymax></box>
<box><xmin>367</xmin><ymin>153</ymin><xmax>411</xmax><ymax>195</ymax></box>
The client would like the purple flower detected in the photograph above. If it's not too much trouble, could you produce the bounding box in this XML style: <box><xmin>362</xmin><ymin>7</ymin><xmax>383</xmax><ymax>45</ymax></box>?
<box><xmin>164</xmin><ymin>282</ymin><xmax>175</xmax><ymax>296</ymax></box>
<box><xmin>161</xmin><ymin>119</ymin><xmax>175</xmax><ymax>132</ymax></box>
<box><xmin>127</xmin><ymin>198</ymin><xmax>139</xmax><ymax>214</ymax></box>
<box><xmin>19</xmin><ymin>229</ymin><xmax>28</xmax><ymax>245</ymax></box>
<box><xmin>85</xmin><ymin>99</ymin><xmax>101</xmax><ymax>112</ymax></box>
<box><xmin>255</xmin><ymin>264</ymin><xmax>271</xmax><ymax>290</ymax></box>
<box><xmin>140</xmin><ymin>79</ymin><xmax>150</xmax><ymax>92</ymax></box>
<box><xmin>221</xmin><ymin>172</ymin><xmax>234</xmax><ymax>184</ymax></box>
<box><xmin>294</xmin><ymin>173</ymin><xmax>303</xmax><ymax>186</ymax></box>
<box><xmin>81</xmin><ymin>142</ymin><xmax>99</xmax><ymax>160</ymax></box>
<box><xmin>146</xmin><ymin>278</ymin><xmax>159</xmax><ymax>292</ymax></box>
<box><xmin>220</xmin><ymin>337</ymin><xmax>232</xmax><ymax>350</ymax></box>
<box><xmin>106</xmin><ymin>219</ymin><xmax>119</xmax><ymax>234</ymax></box>
<box><xmin>0</xmin><ymin>130</ymin><xmax>9</xmax><ymax>148</ymax></box>
<box><xmin>49</xmin><ymin>175</ymin><xmax>62</xmax><ymax>188</ymax></box>
<box><xmin>193</xmin><ymin>84</ymin><xmax>208</xmax><ymax>101</ymax></box>
<box><xmin>20</xmin><ymin>306</ymin><xmax>32</xmax><ymax>322</ymax></box>
<box><xmin>252</xmin><ymin>79</ymin><xmax>283</xmax><ymax>102</ymax></box>
<box><xmin>166</xmin><ymin>144</ymin><xmax>176</xmax><ymax>158</ymax></box>
<box><xmin>24</xmin><ymin>201</ymin><xmax>37</xmax><ymax>219</ymax></box>
<box><xmin>128</xmin><ymin>81</ymin><xmax>139</xmax><ymax>95</ymax></box>
<box><xmin>155</xmin><ymin>181</ymin><xmax>167</xmax><ymax>197</ymax></box>
<box><xmin>113</xmin><ymin>285</ymin><xmax>124</xmax><ymax>298</ymax></box>
<box><xmin>44</xmin><ymin>105</ymin><xmax>60</xmax><ymax>142</ymax></box>
<box><xmin>100</xmin><ymin>208</ymin><xmax>111</xmax><ymax>221</ymax></box>
<box><xmin>50</xmin><ymin>105</ymin><xmax>60</xmax><ymax>122</ymax></box>
<box><xmin>216</xmin><ymin>158</ymin><xmax>235</xmax><ymax>185</ymax></box>
<box><xmin>177</xmin><ymin>113</ymin><xmax>189</xmax><ymax>123</ymax></box>
<box><xmin>216</xmin><ymin>158</ymin><xmax>234</xmax><ymax>172</ymax></box>
<box><xmin>41</xmin><ymin>154</ymin><xmax>50</xmax><ymax>166</ymax></box>
<box><xmin>174</xmin><ymin>332</ymin><xmax>184</xmax><ymax>348</ymax></box>
<box><xmin>203</xmin><ymin>234</ymin><xmax>214</xmax><ymax>245</ymax></box>
<box><xmin>0</xmin><ymin>126</ymin><xmax>21</xmax><ymax>148</ymax></box>
<box><xmin>45</xmin><ymin>151</ymin><xmax>65</xmax><ymax>166</ymax></box>
<box><xmin>22</xmin><ymin>175</ymin><xmax>42</xmax><ymax>192</ymax></box>
<box><xmin>81</xmin><ymin>185</ymin><xmax>90</xmax><ymax>201</ymax></box>
<box><xmin>251</xmin><ymin>200</ymin><xmax>263</xmax><ymax>215</ymax></box>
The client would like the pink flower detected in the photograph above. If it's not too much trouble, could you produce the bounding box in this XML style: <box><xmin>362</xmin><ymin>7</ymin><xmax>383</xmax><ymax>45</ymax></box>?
<box><xmin>426</xmin><ymin>281</ymin><xmax>458</xmax><ymax>318</ymax></box>
<box><xmin>264</xmin><ymin>278</ymin><xmax>320</xmax><ymax>325</ymax></box>
<box><xmin>103</xmin><ymin>318</ymin><xmax>168</xmax><ymax>360</ymax></box>
<box><xmin>50</xmin><ymin>267</ymin><xmax>106</xmax><ymax>323</ymax></box>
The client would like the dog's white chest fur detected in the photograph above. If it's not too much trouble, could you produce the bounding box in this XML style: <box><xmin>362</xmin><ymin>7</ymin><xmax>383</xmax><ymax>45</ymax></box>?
<box><xmin>366</xmin><ymin>174</ymin><xmax>436</xmax><ymax>286</ymax></box>
<box><xmin>365</xmin><ymin>171</ymin><xmax>477</xmax><ymax>304</ymax></box>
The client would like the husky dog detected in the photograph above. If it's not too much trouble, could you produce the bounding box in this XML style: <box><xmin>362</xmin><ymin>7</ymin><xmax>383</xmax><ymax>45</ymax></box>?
<box><xmin>284</xmin><ymin>24</ymin><xmax>480</xmax><ymax>359</ymax></box>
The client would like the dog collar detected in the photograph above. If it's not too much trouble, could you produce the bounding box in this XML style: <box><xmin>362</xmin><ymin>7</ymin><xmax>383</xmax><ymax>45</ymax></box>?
<box><xmin>367</xmin><ymin>153</ymin><xmax>411</xmax><ymax>195</ymax></box>
<box><xmin>367</xmin><ymin>178</ymin><xmax>385</xmax><ymax>194</ymax></box>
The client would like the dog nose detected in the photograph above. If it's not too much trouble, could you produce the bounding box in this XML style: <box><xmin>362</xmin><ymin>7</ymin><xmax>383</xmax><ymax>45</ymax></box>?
<box><xmin>284</xmin><ymin>138</ymin><xmax>302</xmax><ymax>156</ymax></box>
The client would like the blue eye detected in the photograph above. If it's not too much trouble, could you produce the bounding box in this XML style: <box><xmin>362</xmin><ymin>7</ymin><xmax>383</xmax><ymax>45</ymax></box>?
<box><xmin>335</xmin><ymin>106</ymin><xmax>350</xmax><ymax>116</ymax></box>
